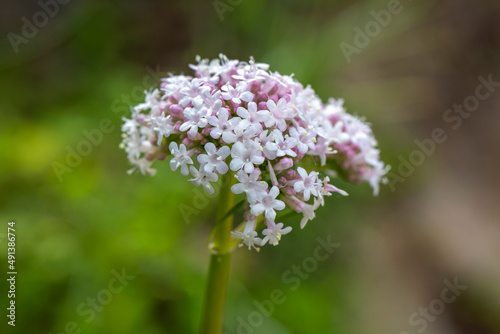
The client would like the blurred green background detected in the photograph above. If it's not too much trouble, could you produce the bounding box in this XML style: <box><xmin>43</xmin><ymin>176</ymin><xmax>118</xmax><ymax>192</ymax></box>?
<box><xmin>1</xmin><ymin>0</ymin><xmax>500</xmax><ymax>333</ymax></box>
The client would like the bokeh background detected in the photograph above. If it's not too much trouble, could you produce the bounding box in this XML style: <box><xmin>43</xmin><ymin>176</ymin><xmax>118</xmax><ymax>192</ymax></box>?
<box><xmin>1</xmin><ymin>0</ymin><xmax>500</xmax><ymax>333</ymax></box>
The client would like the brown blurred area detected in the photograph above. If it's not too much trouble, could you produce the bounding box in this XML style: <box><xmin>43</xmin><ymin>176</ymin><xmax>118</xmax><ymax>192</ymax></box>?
<box><xmin>340</xmin><ymin>1</ymin><xmax>500</xmax><ymax>333</ymax></box>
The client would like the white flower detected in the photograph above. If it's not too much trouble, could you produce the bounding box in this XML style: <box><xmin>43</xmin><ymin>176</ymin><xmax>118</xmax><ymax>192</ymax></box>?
<box><xmin>230</xmin><ymin>140</ymin><xmax>265</xmax><ymax>173</ymax></box>
<box><xmin>232</xmin><ymin>230</ymin><xmax>262</xmax><ymax>251</ymax></box>
<box><xmin>264</xmin><ymin>130</ymin><xmax>297</xmax><ymax>159</ymax></box>
<box><xmin>323</xmin><ymin>98</ymin><xmax>345</xmax><ymax>117</ymax></box>
<box><xmin>316</xmin><ymin>176</ymin><xmax>348</xmax><ymax>205</ymax></box>
<box><xmin>127</xmin><ymin>157</ymin><xmax>156</xmax><ymax>176</ymax></box>
<box><xmin>121</xmin><ymin>116</ymin><xmax>139</xmax><ymax>135</ymax></box>
<box><xmin>150</xmin><ymin>112</ymin><xmax>172</xmax><ymax>145</ymax></box>
<box><xmin>161</xmin><ymin>75</ymin><xmax>192</xmax><ymax>98</ymax></box>
<box><xmin>259</xmin><ymin>98</ymin><xmax>293</xmax><ymax>131</ymax></box>
<box><xmin>365</xmin><ymin>161</ymin><xmax>390</xmax><ymax>196</ymax></box>
<box><xmin>231</xmin><ymin>218</ymin><xmax>262</xmax><ymax>251</ymax></box>
<box><xmin>169</xmin><ymin>142</ymin><xmax>193</xmax><ymax>176</ymax></box>
<box><xmin>323</xmin><ymin>121</ymin><xmax>350</xmax><ymax>144</ymax></box>
<box><xmin>299</xmin><ymin>198</ymin><xmax>321</xmax><ymax>229</ymax></box>
<box><xmin>189</xmin><ymin>57</ymin><xmax>221</xmax><ymax>84</ymax></box>
<box><xmin>122</xmin><ymin>130</ymin><xmax>154</xmax><ymax>160</ymax></box>
<box><xmin>213</xmin><ymin>54</ymin><xmax>240</xmax><ymax>82</ymax></box>
<box><xmin>188</xmin><ymin>166</ymin><xmax>218</xmax><ymax>194</ymax></box>
<box><xmin>236</xmin><ymin>102</ymin><xmax>264</xmax><ymax>133</ymax></box>
<box><xmin>262</xmin><ymin>222</ymin><xmax>292</xmax><ymax>246</ymax></box>
<box><xmin>231</xmin><ymin>169</ymin><xmax>268</xmax><ymax>203</ymax></box>
<box><xmin>178</xmin><ymin>79</ymin><xmax>211</xmax><ymax>107</ymax></box>
<box><xmin>232</xmin><ymin>121</ymin><xmax>261</xmax><ymax>142</ymax></box>
<box><xmin>134</xmin><ymin>89</ymin><xmax>166</xmax><ymax>115</ymax></box>
<box><xmin>179</xmin><ymin>98</ymin><xmax>209</xmax><ymax>137</ymax></box>
<box><xmin>200</xmin><ymin>90</ymin><xmax>222</xmax><ymax>110</ymax></box>
<box><xmin>309</xmin><ymin>137</ymin><xmax>330</xmax><ymax>166</ymax></box>
<box><xmin>197</xmin><ymin>142</ymin><xmax>230</xmax><ymax>174</ymax></box>
<box><xmin>250</xmin><ymin>186</ymin><xmax>285</xmax><ymax>221</ymax></box>
<box><xmin>289</xmin><ymin>126</ymin><xmax>316</xmax><ymax>154</ymax></box>
<box><xmin>232</xmin><ymin>58</ymin><xmax>268</xmax><ymax>82</ymax></box>
<box><xmin>294</xmin><ymin>167</ymin><xmax>321</xmax><ymax>201</ymax></box>
<box><xmin>221</xmin><ymin>82</ymin><xmax>254</xmax><ymax>104</ymax></box>
<box><xmin>256</xmin><ymin>129</ymin><xmax>273</xmax><ymax>147</ymax></box>
<box><xmin>208</xmin><ymin>107</ymin><xmax>241</xmax><ymax>143</ymax></box>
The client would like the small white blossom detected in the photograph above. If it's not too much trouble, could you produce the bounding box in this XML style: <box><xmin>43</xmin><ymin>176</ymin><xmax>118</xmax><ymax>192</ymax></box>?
<box><xmin>300</xmin><ymin>198</ymin><xmax>321</xmax><ymax>229</ymax></box>
<box><xmin>232</xmin><ymin>58</ymin><xmax>268</xmax><ymax>82</ymax></box>
<box><xmin>179</xmin><ymin>98</ymin><xmax>209</xmax><ymax>137</ymax></box>
<box><xmin>188</xmin><ymin>166</ymin><xmax>218</xmax><ymax>194</ymax></box>
<box><xmin>208</xmin><ymin>107</ymin><xmax>241</xmax><ymax>143</ymax></box>
<box><xmin>169</xmin><ymin>142</ymin><xmax>193</xmax><ymax>176</ymax></box>
<box><xmin>221</xmin><ymin>82</ymin><xmax>254</xmax><ymax>104</ymax></box>
<box><xmin>289</xmin><ymin>126</ymin><xmax>316</xmax><ymax>154</ymax></box>
<box><xmin>236</xmin><ymin>102</ymin><xmax>264</xmax><ymax>133</ymax></box>
<box><xmin>264</xmin><ymin>130</ymin><xmax>297</xmax><ymax>159</ymax></box>
<box><xmin>231</xmin><ymin>218</ymin><xmax>262</xmax><ymax>251</ymax></box>
<box><xmin>178</xmin><ymin>79</ymin><xmax>211</xmax><ymax>107</ymax></box>
<box><xmin>197</xmin><ymin>142</ymin><xmax>230</xmax><ymax>174</ymax></box>
<box><xmin>121</xmin><ymin>115</ymin><xmax>139</xmax><ymax>135</ymax></box>
<box><xmin>316</xmin><ymin>176</ymin><xmax>348</xmax><ymax>205</ymax></box>
<box><xmin>150</xmin><ymin>112</ymin><xmax>172</xmax><ymax>145</ymax></box>
<box><xmin>232</xmin><ymin>230</ymin><xmax>262</xmax><ymax>251</ymax></box>
<box><xmin>294</xmin><ymin>167</ymin><xmax>321</xmax><ymax>201</ymax></box>
<box><xmin>161</xmin><ymin>75</ymin><xmax>192</xmax><ymax>98</ymax></box>
<box><xmin>262</xmin><ymin>222</ymin><xmax>292</xmax><ymax>246</ymax></box>
<box><xmin>200</xmin><ymin>90</ymin><xmax>222</xmax><ymax>110</ymax></box>
<box><xmin>250</xmin><ymin>186</ymin><xmax>285</xmax><ymax>221</ymax></box>
<box><xmin>134</xmin><ymin>89</ymin><xmax>166</xmax><ymax>116</ymax></box>
<box><xmin>230</xmin><ymin>140</ymin><xmax>265</xmax><ymax>173</ymax></box>
<box><xmin>128</xmin><ymin>157</ymin><xmax>156</xmax><ymax>176</ymax></box>
<box><xmin>231</xmin><ymin>169</ymin><xmax>268</xmax><ymax>203</ymax></box>
<box><xmin>232</xmin><ymin>121</ymin><xmax>261</xmax><ymax>142</ymax></box>
<box><xmin>259</xmin><ymin>98</ymin><xmax>293</xmax><ymax>131</ymax></box>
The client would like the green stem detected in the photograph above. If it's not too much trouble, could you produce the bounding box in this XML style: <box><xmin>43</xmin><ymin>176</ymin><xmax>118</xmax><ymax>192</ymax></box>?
<box><xmin>200</xmin><ymin>174</ymin><xmax>236</xmax><ymax>334</ymax></box>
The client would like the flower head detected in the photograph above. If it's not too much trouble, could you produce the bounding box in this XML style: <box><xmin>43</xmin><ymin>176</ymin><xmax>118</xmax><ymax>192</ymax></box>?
<box><xmin>121</xmin><ymin>54</ymin><xmax>389</xmax><ymax>250</ymax></box>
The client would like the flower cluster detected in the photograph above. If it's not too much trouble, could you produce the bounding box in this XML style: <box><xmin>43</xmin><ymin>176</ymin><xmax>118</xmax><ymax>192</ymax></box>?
<box><xmin>121</xmin><ymin>54</ymin><xmax>388</xmax><ymax>250</ymax></box>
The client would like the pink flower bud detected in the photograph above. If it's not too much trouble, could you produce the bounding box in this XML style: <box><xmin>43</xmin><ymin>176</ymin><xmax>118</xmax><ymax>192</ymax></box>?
<box><xmin>274</xmin><ymin>157</ymin><xmax>294</xmax><ymax>171</ymax></box>
<box><xmin>269</xmin><ymin>94</ymin><xmax>279</xmax><ymax>103</ymax></box>
<box><xmin>257</xmin><ymin>92</ymin><xmax>268</xmax><ymax>102</ymax></box>
<box><xmin>285</xmin><ymin>169</ymin><xmax>297</xmax><ymax>179</ymax></box>
<box><xmin>170</xmin><ymin>104</ymin><xmax>183</xmax><ymax>117</ymax></box>
<box><xmin>284</xmin><ymin>186</ymin><xmax>296</xmax><ymax>196</ymax></box>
